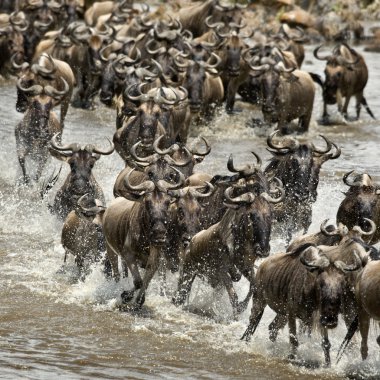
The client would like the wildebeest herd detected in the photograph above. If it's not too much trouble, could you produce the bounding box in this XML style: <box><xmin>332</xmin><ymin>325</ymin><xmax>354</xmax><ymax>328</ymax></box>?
<box><xmin>2</xmin><ymin>0</ymin><xmax>380</xmax><ymax>369</ymax></box>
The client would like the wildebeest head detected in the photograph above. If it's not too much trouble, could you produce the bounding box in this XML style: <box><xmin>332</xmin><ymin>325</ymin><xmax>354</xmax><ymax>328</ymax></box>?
<box><xmin>16</xmin><ymin>75</ymin><xmax>69</xmax><ymax>122</ymax></box>
<box><xmin>248</xmin><ymin>57</ymin><xmax>296</xmax><ymax>121</ymax></box>
<box><xmin>214</xmin><ymin>20</ymin><xmax>251</xmax><ymax>77</ymax></box>
<box><xmin>49</xmin><ymin>134</ymin><xmax>114</xmax><ymax>196</ymax></box>
<box><xmin>314</xmin><ymin>43</ymin><xmax>360</xmax><ymax>105</ymax></box>
<box><xmin>337</xmin><ymin>171</ymin><xmax>380</xmax><ymax>235</ymax></box>
<box><xmin>15</xmin><ymin>54</ymin><xmax>59</xmax><ymax>113</ymax></box>
<box><xmin>99</xmin><ymin>43</ymin><xmax>142</xmax><ymax>106</ymax></box>
<box><xmin>300</xmin><ymin>245</ymin><xmax>362</xmax><ymax>328</ymax></box>
<box><xmin>124</xmin><ymin>167</ymin><xmax>185</xmax><ymax>245</ymax></box>
<box><xmin>226</xmin><ymin>154</ymin><xmax>284</xmax><ymax>258</ymax></box>
<box><xmin>125</xmin><ymin>84</ymin><xmax>180</xmax><ymax>147</ymax></box>
<box><xmin>177</xmin><ymin>53</ymin><xmax>221</xmax><ymax>112</ymax></box>
<box><xmin>265</xmin><ymin>131</ymin><xmax>341</xmax><ymax>202</ymax></box>
<box><xmin>129</xmin><ymin>137</ymin><xmax>193</xmax><ymax>183</ymax></box>
<box><xmin>169</xmin><ymin>182</ymin><xmax>214</xmax><ymax>247</ymax></box>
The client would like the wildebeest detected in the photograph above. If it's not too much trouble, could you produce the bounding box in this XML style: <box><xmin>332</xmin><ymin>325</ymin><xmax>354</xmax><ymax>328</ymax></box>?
<box><xmin>102</xmin><ymin>168</ymin><xmax>185</xmax><ymax>308</ymax></box>
<box><xmin>0</xmin><ymin>11</ymin><xmax>28</xmax><ymax>77</ymax></box>
<box><xmin>247</xmin><ymin>55</ymin><xmax>315</xmax><ymax>134</ymax></box>
<box><xmin>47</xmin><ymin>134</ymin><xmax>114</xmax><ymax>220</ymax></box>
<box><xmin>337</xmin><ymin>171</ymin><xmax>380</xmax><ymax>244</ymax></box>
<box><xmin>114</xmin><ymin>84</ymin><xmax>188</xmax><ymax>163</ymax></box>
<box><xmin>61</xmin><ymin>193</ymin><xmax>106</xmax><ymax>277</ymax></box>
<box><xmin>177</xmin><ymin>0</ymin><xmax>246</xmax><ymax>38</ymax></box>
<box><xmin>354</xmin><ymin>259</ymin><xmax>380</xmax><ymax>360</ymax></box>
<box><xmin>172</xmin><ymin>176</ymin><xmax>284</xmax><ymax>318</ymax></box>
<box><xmin>15</xmin><ymin>53</ymin><xmax>75</xmax><ymax>128</ymax></box>
<box><xmin>175</xmin><ymin>53</ymin><xmax>224</xmax><ymax>118</ymax></box>
<box><xmin>241</xmin><ymin>242</ymin><xmax>366</xmax><ymax>366</ymax></box>
<box><xmin>15</xmin><ymin>77</ymin><xmax>69</xmax><ymax>184</ymax></box>
<box><xmin>113</xmin><ymin>138</ymin><xmax>192</xmax><ymax>199</ymax></box>
<box><xmin>313</xmin><ymin>43</ymin><xmax>375</xmax><ymax>123</ymax></box>
<box><xmin>286</xmin><ymin>219</ymin><xmax>349</xmax><ymax>252</ymax></box>
<box><xmin>265</xmin><ymin>131</ymin><xmax>341</xmax><ymax>242</ymax></box>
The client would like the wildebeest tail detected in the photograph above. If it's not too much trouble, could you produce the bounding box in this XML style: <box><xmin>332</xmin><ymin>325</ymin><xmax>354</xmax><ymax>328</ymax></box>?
<box><xmin>40</xmin><ymin>165</ymin><xmax>62</xmax><ymax>199</ymax></box>
<box><xmin>336</xmin><ymin>315</ymin><xmax>359</xmax><ymax>364</ymax></box>
<box><xmin>362</xmin><ymin>96</ymin><xmax>376</xmax><ymax>120</ymax></box>
<box><xmin>308</xmin><ymin>72</ymin><xmax>324</xmax><ymax>88</ymax></box>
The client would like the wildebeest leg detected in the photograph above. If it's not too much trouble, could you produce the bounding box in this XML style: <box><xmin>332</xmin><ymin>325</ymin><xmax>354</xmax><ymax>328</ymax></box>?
<box><xmin>322</xmin><ymin>101</ymin><xmax>329</xmax><ymax>120</ymax></box>
<box><xmin>321</xmin><ymin>326</ymin><xmax>331</xmax><ymax>367</ymax></box>
<box><xmin>158</xmin><ymin>255</ymin><xmax>167</xmax><ymax>297</ymax></box>
<box><xmin>172</xmin><ymin>261</ymin><xmax>196</xmax><ymax>306</ymax></box>
<box><xmin>226</xmin><ymin>80</ymin><xmax>241</xmax><ymax>114</ymax></box>
<box><xmin>241</xmin><ymin>288</ymin><xmax>266</xmax><ymax>342</ymax></box>
<box><xmin>220</xmin><ymin>270</ymin><xmax>239</xmax><ymax>319</ymax></box>
<box><xmin>359</xmin><ymin>309</ymin><xmax>370</xmax><ymax>360</ymax></box>
<box><xmin>134</xmin><ymin>246</ymin><xmax>161</xmax><ymax>307</ymax></box>
<box><xmin>16</xmin><ymin>144</ymin><xmax>29</xmax><ymax>184</ymax></box>
<box><xmin>105</xmin><ymin>241</ymin><xmax>120</xmax><ymax>281</ymax></box>
<box><xmin>298</xmin><ymin>111</ymin><xmax>312</xmax><ymax>134</ymax></box>
<box><xmin>342</xmin><ymin>95</ymin><xmax>351</xmax><ymax>120</ymax></box>
<box><xmin>288</xmin><ymin>314</ymin><xmax>298</xmax><ymax>360</ymax></box>
<box><xmin>355</xmin><ymin>92</ymin><xmax>363</xmax><ymax>120</ymax></box>
<box><xmin>361</xmin><ymin>96</ymin><xmax>376</xmax><ymax>119</ymax></box>
<box><xmin>35</xmin><ymin>152</ymin><xmax>48</xmax><ymax>182</ymax></box>
<box><xmin>269</xmin><ymin>314</ymin><xmax>287</xmax><ymax>342</ymax></box>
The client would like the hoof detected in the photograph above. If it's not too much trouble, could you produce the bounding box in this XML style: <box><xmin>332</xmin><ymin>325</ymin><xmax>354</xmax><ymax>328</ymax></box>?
<box><xmin>121</xmin><ymin>290</ymin><xmax>134</xmax><ymax>304</ymax></box>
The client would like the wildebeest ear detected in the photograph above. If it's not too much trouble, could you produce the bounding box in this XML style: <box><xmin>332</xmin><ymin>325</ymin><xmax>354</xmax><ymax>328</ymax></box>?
<box><xmin>48</xmin><ymin>146</ymin><xmax>71</xmax><ymax>162</ymax></box>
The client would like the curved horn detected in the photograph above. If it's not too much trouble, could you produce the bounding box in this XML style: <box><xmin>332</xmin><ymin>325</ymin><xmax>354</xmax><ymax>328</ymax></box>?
<box><xmin>129</xmin><ymin>141</ymin><xmax>157</xmax><ymax>164</ymax></box>
<box><xmin>50</xmin><ymin>133</ymin><xmax>79</xmax><ymax>152</ymax></box>
<box><xmin>342</xmin><ymin>170</ymin><xmax>361</xmax><ymax>187</ymax></box>
<box><xmin>261</xmin><ymin>177</ymin><xmax>285</xmax><ymax>203</ymax></box>
<box><xmin>267</xmin><ymin>130</ymin><xmax>298</xmax><ymax>151</ymax></box>
<box><xmin>300</xmin><ymin>247</ymin><xmax>330</xmax><ymax>269</ymax></box>
<box><xmin>156</xmin><ymin>166</ymin><xmax>186</xmax><ymax>191</ymax></box>
<box><xmin>16</xmin><ymin>78</ymin><xmax>43</xmax><ymax>95</ymax></box>
<box><xmin>313</xmin><ymin>45</ymin><xmax>331</xmax><ymax>61</ymax></box>
<box><xmin>33</xmin><ymin>53</ymin><xmax>57</xmax><ymax>76</ymax></box>
<box><xmin>44</xmin><ymin>77</ymin><xmax>69</xmax><ymax>99</ymax></box>
<box><xmin>205</xmin><ymin>15</ymin><xmax>224</xmax><ymax>30</ymax></box>
<box><xmin>153</xmin><ymin>135</ymin><xmax>179</xmax><ymax>156</ymax></box>
<box><xmin>227</xmin><ymin>154</ymin><xmax>256</xmax><ymax>177</ymax></box>
<box><xmin>124</xmin><ymin>168</ymin><xmax>155</xmax><ymax>193</ymax></box>
<box><xmin>334</xmin><ymin>250</ymin><xmax>362</xmax><ymax>272</ymax></box>
<box><xmin>11</xmin><ymin>54</ymin><xmax>29</xmax><ymax>71</ymax></box>
<box><xmin>320</xmin><ymin>219</ymin><xmax>340</xmax><ymax>236</ymax></box>
<box><xmin>190</xmin><ymin>181</ymin><xmax>215</xmax><ymax>198</ymax></box>
<box><xmin>146</xmin><ymin>39</ymin><xmax>167</xmax><ymax>56</ymax></box>
<box><xmin>92</xmin><ymin>138</ymin><xmax>115</xmax><ymax>155</ymax></box>
<box><xmin>224</xmin><ymin>187</ymin><xmax>256</xmax><ymax>205</ymax></box>
<box><xmin>352</xmin><ymin>218</ymin><xmax>376</xmax><ymax>236</ymax></box>
<box><xmin>190</xmin><ymin>136</ymin><xmax>211</xmax><ymax>156</ymax></box>
<box><xmin>77</xmin><ymin>193</ymin><xmax>105</xmax><ymax>214</ymax></box>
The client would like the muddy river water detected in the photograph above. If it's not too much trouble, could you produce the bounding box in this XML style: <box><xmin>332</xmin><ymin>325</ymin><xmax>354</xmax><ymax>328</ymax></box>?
<box><xmin>1</xmin><ymin>44</ymin><xmax>380</xmax><ymax>379</ymax></box>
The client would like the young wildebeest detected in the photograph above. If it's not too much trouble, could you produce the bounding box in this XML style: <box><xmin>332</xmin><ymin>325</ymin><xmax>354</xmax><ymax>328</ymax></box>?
<box><xmin>241</xmin><ymin>242</ymin><xmax>366</xmax><ymax>366</ymax></box>
<box><xmin>313</xmin><ymin>43</ymin><xmax>375</xmax><ymax>123</ymax></box>
<box><xmin>265</xmin><ymin>131</ymin><xmax>341</xmax><ymax>243</ymax></box>
<box><xmin>47</xmin><ymin>134</ymin><xmax>114</xmax><ymax>220</ymax></box>
<box><xmin>61</xmin><ymin>193</ymin><xmax>106</xmax><ymax>278</ymax></box>
<box><xmin>15</xmin><ymin>77</ymin><xmax>69</xmax><ymax>184</ymax></box>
